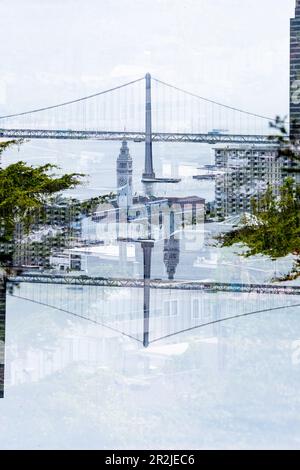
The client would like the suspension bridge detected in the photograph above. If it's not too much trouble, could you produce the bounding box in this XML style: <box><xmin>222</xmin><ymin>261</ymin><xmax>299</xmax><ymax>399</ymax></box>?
<box><xmin>6</xmin><ymin>273</ymin><xmax>300</xmax><ymax>348</ymax></box>
<box><xmin>0</xmin><ymin>71</ymin><xmax>292</xmax><ymax>399</ymax></box>
<box><xmin>0</xmin><ymin>73</ymin><xmax>279</xmax><ymax>181</ymax></box>
<box><xmin>1</xmin><ymin>205</ymin><xmax>298</xmax><ymax>351</ymax></box>
<box><xmin>7</xmin><ymin>273</ymin><xmax>300</xmax><ymax>296</ymax></box>
<box><xmin>1</xmin><ymin>233</ymin><xmax>300</xmax><ymax>398</ymax></box>
<box><xmin>6</xmin><ymin>224</ymin><xmax>300</xmax><ymax>350</ymax></box>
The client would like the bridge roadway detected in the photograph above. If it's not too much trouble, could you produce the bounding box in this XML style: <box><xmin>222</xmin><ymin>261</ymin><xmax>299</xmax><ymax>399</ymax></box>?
<box><xmin>0</xmin><ymin>128</ymin><xmax>277</xmax><ymax>145</ymax></box>
<box><xmin>7</xmin><ymin>273</ymin><xmax>300</xmax><ymax>295</ymax></box>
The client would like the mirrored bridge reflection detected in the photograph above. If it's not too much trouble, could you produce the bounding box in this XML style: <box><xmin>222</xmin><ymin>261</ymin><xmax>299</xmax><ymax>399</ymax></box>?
<box><xmin>7</xmin><ymin>275</ymin><xmax>300</xmax><ymax>349</ymax></box>
<box><xmin>3</xmin><ymin>259</ymin><xmax>300</xmax><ymax>398</ymax></box>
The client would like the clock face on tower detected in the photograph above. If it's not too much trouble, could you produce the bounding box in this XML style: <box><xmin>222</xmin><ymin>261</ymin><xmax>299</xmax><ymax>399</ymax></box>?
<box><xmin>119</xmin><ymin>177</ymin><xmax>127</xmax><ymax>186</ymax></box>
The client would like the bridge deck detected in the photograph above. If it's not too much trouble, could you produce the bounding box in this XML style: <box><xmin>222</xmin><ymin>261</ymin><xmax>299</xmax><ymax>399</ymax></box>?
<box><xmin>7</xmin><ymin>274</ymin><xmax>300</xmax><ymax>295</ymax></box>
<box><xmin>0</xmin><ymin>129</ymin><xmax>278</xmax><ymax>144</ymax></box>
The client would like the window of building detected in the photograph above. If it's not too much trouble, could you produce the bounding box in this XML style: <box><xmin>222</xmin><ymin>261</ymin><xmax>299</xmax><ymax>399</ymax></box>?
<box><xmin>164</xmin><ymin>300</ymin><xmax>178</xmax><ymax>317</ymax></box>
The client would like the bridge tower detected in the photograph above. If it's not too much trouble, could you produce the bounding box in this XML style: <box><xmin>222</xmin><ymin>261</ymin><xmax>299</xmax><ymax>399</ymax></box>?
<box><xmin>141</xmin><ymin>240</ymin><xmax>154</xmax><ymax>347</ymax></box>
<box><xmin>142</xmin><ymin>73</ymin><xmax>155</xmax><ymax>182</ymax></box>
<box><xmin>163</xmin><ymin>211</ymin><xmax>180</xmax><ymax>280</ymax></box>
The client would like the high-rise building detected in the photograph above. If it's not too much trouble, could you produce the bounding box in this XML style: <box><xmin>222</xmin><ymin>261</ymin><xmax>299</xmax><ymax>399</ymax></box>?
<box><xmin>116</xmin><ymin>140</ymin><xmax>133</xmax><ymax>209</ymax></box>
<box><xmin>0</xmin><ymin>276</ymin><xmax>6</xmax><ymax>399</ymax></box>
<box><xmin>214</xmin><ymin>146</ymin><xmax>282</xmax><ymax>219</ymax></box>
<box><xmin>290</xmin><ymin>0</ymin><xmax>300</xmax><ymax>137</ymax></box>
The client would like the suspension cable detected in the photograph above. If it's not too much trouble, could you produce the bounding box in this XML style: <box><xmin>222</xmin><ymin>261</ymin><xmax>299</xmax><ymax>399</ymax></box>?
<box><xmin>151</xmin><ymin>301</ymin><xmax>300</xmax><ymax>344</ymax></box>
<box><xmin>9</xmin><ymin>293</ymin><xmax>143</xmax><ymax>344</ymax></box>
<box><xmin>152</xmin><ymin>77</ymin><xmax>281</xmax><ymax>124</ymax></box>
<box><xmin>0</xmin><ymin>77</ymin><xmax>144</xmax><ymax>120</ymax></box>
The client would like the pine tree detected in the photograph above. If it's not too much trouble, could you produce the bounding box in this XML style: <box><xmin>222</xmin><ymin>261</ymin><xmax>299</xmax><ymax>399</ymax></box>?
<box><xmin>0</xmin><ymin>140</ymin><xmax>84</xmax><ymax>263</ymax></box>
<box><xmin>218</xmin><ymin>118</ymin><xmax>300</xmax><ymax>280</ymax></box>
<box><xmin>219</xmin><ymin>177</ymin><xmax>299</xmax><ymax>253</ymax></box>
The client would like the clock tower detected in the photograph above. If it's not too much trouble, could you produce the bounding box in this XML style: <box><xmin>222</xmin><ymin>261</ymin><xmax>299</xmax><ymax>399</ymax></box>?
<box><xmin>116</xmin><ymin>139</ymin><xmax>133</xmax><ymax>208</ymax></box>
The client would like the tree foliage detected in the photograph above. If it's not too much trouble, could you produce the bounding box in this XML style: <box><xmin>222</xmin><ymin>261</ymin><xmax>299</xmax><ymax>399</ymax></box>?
<box><xmin>0</xmin><ymin>139</ymin><xmax>23</xmax><ymax>157</ymax></box>
<box><xmin>218</xmin><ymin>118</ymin><xmax>300</xmax><ymax>280</ymax></box>
<box><xmin>0</xmin><ymin>140</ymin><xmax>117</xmax><ymax>270</ymax></box>
<box><xmin>218</xmin><ymin>178</ymin><xmax>300</xmax><ymax>258</ymax></box>
<box><xmin>270</xmin><ymin>116</ymin><xmax>300</xmax><ymax>170</ymax></box>
<box><xmin>0</xmin><ymin>160</ymin><xmax>84</xmax><ymax>241</ymax></box>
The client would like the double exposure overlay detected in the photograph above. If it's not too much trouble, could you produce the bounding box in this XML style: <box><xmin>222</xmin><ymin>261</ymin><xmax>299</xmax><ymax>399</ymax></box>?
<box><xmin>0</xmin><ymin>0</ymin><xmax>299</xmax><ymax>452</ymax></box>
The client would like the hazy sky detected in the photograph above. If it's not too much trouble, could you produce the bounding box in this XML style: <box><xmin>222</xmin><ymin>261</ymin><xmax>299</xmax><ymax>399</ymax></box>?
<box><xmin>0</xmin><ymin>0</ymin><xmax>296</xmax><ymax>119</ymax></box>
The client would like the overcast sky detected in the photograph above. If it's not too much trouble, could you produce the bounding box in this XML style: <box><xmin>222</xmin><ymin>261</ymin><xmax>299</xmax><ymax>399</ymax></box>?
<box><xmin>0</xmin><ymin>0</ymin><xmax>296</xmax><ymax>119</ymax></box>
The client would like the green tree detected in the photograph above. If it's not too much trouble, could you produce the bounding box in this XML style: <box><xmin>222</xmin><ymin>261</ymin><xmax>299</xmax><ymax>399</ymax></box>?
<box><xmin>0</xmin><ymin>140</ymin><xmax>84</xmax><ymax>260</ymax></box>
<box><xmin>269</xmin><ymin>116</ymin><xmax>300</xmax><ymax>169</ymax></box>
<box><xmin>218</xmin><ymin>118</ymin><xmax>300</xmax><ymax>280</ymax></box>
<box><xmin>218</xmin><ymin>178</ymin><xmax>300</xmax><ymax>278</ymax></box>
